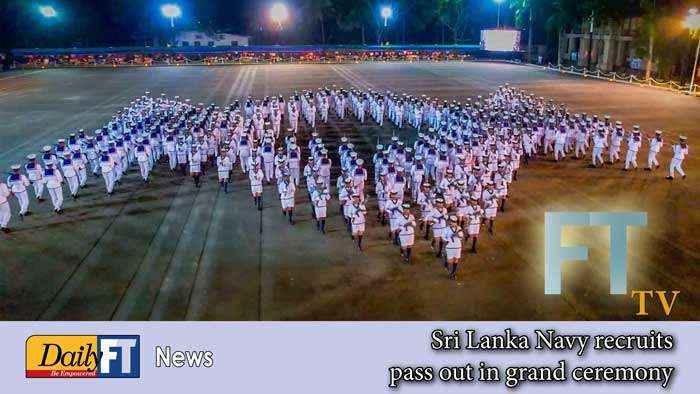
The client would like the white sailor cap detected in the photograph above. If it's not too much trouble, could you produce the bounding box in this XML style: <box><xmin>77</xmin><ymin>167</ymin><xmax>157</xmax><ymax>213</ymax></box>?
<box><xmin>347</xmin><ymin>143</ymin><xmax>355</xmax><ymax>149</ymax></box>
<box><xmin>391</xmin><ymin>136</ymin><xmax>399</xmax><ymax>142</ymax></box>
<box><xmin>680</xmin><ymin>135</ymin><xmax>688</xmax><ymax>141</ymax></box>
<box><xmin>341</xmin><ymin>137</ymin><xmax>348</xmax><ymax>143</ymax></box>
<box><xmin>321</xmin><ymin>149</ymin><xmax>329</xmax><ymax>155</ymax></box>
<box><xmin>376</xmin><ymin>144</ymin><xmax>384</xmax><ymax>150</ymax></box>
<box><xmin>405</xmin><ymin>147</ymin><xmax>413</xmax><ymax>153</ymax></box>
<box><xmin>655</xmin><ymin>130</ymin><xmax>663</xmax><ymax>135</ymax></box>
<box><xmin>57</xmin><ymin>139</ymin><xmax>66</xmax><ymax>144</ymax></box>
<box><xmin>26</xmin><ymin>154</ymin><xmax>37</xmax><ymax>160</ymax></box>
<box><xmin>415</xmin><ymin>155</ymin><xmax>423</xmax><ymax>160</ymax></box>
<box><xmin>402</xmin><ymin>203</ymin><xmax>411</xmax><ymax>209</ymax></box>
<box><xmin>42</xmin><ymin>146</ymin><xmax>52</xmax><ymax>152</ymax></box>
<box><xmin>350</xmin><ymin>152</ymin><xmax>358</xmax><ymax>158</ymax></box>
<box><xmin>615</xmin><ymin>121</ymin><xmax>622</xmax><ymax>125</ymax></box>
<box><xmin>314</xmin><ymin>138</ymin><xmax>323</xmax><ymax>144</ymax></box>
<box><xmin>435</xmin><ymin>197</ymin><xmax>445</xmax><ymax>204</ymax></box>
<box><xmin>356</xmin><ymin>159</ymin><xmax>364</xmax><ymax>165</ymax></box>
<box><xmin>344</xmin><ymin>178</ymin><xmax>352</xmax><ymax>183</ymax></box>
<box><xmin>11</xmin><ymin>164</ymin><xmax>21</xmax><ymax>171</ymax></box>
<box><xmin>63</xmin><ymin>151</ymin><xmax>72</xmax><ymax>157</ymax></box>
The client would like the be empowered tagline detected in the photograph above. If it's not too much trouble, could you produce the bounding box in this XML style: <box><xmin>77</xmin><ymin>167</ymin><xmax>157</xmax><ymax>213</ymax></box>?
<box><xmin>387</xmin><ymin>329</ymin><xmax>676</xmax><ymax>390</ymax></box>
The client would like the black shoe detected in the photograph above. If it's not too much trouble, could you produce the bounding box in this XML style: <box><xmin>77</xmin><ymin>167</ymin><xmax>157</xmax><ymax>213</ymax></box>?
<box><xmin>58</xmin><ymin>209</ymin><xmax>64</xmax><ymax>215</ymax></box>
<box><xmin>666</xmin><ymin>176</ymin><xmax>673</xmax><ymax>180</ymax></box>
<box><xmin>644</xmin><ymin>168</ymin><xmax>652</xmax><ymax>171</ymax></box>
<box><xmin>25</xmin><ymin>211</ymin><xmax>32</xmax><ymax>216</ymax></box>
<box><xmin>682</xmin><ymin>175</ymin><xmax>686</xmax><ymax>179</ymax></box>
<box><xmin>37</xmin><ymin>198</ymin><xmax>45</xmax><ymax>202</ymax></box>
<box><xmin>1</xmin><ymin>227</ymin><xmax>10</xmax><ymax>234</ymax></box>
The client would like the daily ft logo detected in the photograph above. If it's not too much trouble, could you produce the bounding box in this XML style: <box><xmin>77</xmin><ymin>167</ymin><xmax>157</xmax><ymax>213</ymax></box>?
<box><xmin>26</xmin><ymin>335</ymin><xmax>140</xmax><ymax>378</ymax></box>
<box><xmin>544</xmin><ymin>212</ymin><xmax>681</xmax><ymax>317</ymax></box>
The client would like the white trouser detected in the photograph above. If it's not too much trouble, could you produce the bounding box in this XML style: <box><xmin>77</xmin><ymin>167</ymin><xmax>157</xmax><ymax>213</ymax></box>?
<box><xmin>32</xmin><ymin>180</ymin><xmax>45</xmax><ymax>199</ymax></box>
<box><xmin>625</xmin><ymin>150</ymin><xmax>638</xmax><ymax>169</ymax></box>
<box><xmin>554</xmin><ymin>144</ymin><xmax>565</xmax><ymax>160</ymax></box>
<box><xmin>103</xmin><ymin>171</ymin><xmax>115</xmax><ymax>193</ymax></box>
<box><xmin>669</xmin><ymin>158</ymin><xmax>685</xmax><ymax>178</ymax></box>
<box><xmin>647</xmin><ymin>151</ymin><xmax>659</xmax><ymax>169</ymax></box>
<box><xmin>66</xmin><ymin>176</ymin><xmax>79</xmax><ymax>196</ymax></box>
<box><xmin>138</xmin><ymin>161</ymin><xmax>149</xmax><ymax>180</ymax></box>
<box><xmin>0</xmin><ymin>201</ymin><xmax>10</xmax><ymax>228</ymax></box>
<box><xmin>592</xmin><ymin>147</ymin><xmax>603</xmax><ymax>166</ymax></box>
<box><xmin>290</xmin><ymin>168</ymin><xmax>300</xmax><ymax>186</ymax></box>
<box><xmin>168</xmin><ymin>152</ymin><xmax>177</xmax><ymax>170</ymax></box>
<box><xmin>77</xmin><ymin>167</ymin><xmax>87</xmax><ymax>186</ymax></box>
<box><xmin>264</xmin><ymin>162</ymin><xmax>274</xmax><ymax>182</ymax></box>
<box><xmin>14</xmin><ymin>190</ymin><xmax>29</xmax><ymax>215</ymax></box>
<box><xmin>610</xmin><ymin>145</ymin><xmax>621</xmax><ymax>162</ymax></box>
<box><xmin>48</xmin><ymin>186</ymin><xmax>63</xmax><ymax>210</ymax></box>
<box><xmin>575</xmin><ymin>142</ymin><xmax>586</xmax><ymax>157</ymax></box>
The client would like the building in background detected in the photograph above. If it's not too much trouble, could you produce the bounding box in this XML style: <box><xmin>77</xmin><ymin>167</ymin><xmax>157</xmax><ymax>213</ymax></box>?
<box><xmin>558</xmin><ymin>17</ymin><xmax>644</xmax><ymax>72</ymax></box>
<box><xmin>174</xmin><ymin>31</ymin><xmax>250</xmax><ymax>47</ymax></box>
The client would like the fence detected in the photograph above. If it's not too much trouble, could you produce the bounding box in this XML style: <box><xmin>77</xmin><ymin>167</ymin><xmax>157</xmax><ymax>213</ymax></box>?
<box><xmin>539</xmin><ymin>63</ymin><xmax>699</xmax><ymax>97</ymax></box>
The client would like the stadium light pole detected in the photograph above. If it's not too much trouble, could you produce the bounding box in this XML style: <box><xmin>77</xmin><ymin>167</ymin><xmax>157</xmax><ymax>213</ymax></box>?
<box><xmin>683</xmin><ymin>8</ymin><xmax>700</xmax><ymax>95</ymax></box>
<box><xmin>161</xmin><ymin>4</ymin><xmax>182</xmax><ymax>28</ymax></box>
<box><xmin>494</xmin><ymin>0</ymin><xmax>504</xmax><ymax>28</ymax></box>
<box><xmin>38</xmin><ymin>6</ymin><xmax>58</xmax><ymax>18</ymax></box>
<box><xmin>161</xmin><ymin>4</ymin><xmax>182</xmax><ymax>47</ymax></box>
<box><xmin>270</xmin><ymin>2</ymin><xmax>289</xmax><ymax>31</ymax></box>
<box><xmin>381</xmin><ymin>6</ymin><xmax>393</xmax><ymax>28</ymax></box>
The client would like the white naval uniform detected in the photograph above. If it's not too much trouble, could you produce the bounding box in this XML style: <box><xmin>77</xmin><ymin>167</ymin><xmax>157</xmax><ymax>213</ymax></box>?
<box><xmin>647</xmin><ymin>138</ymin><xmax>663</xmax><ymax>169</ymax></box>
<box><xmin>396</xmin><ymin>213</ymin><xmax>416</xmax><ymax>247</ymax></box>
<box><xmin>669</xmin><ymin>144</ymin><xmax>688</xmax><ymax>178</ymax></box>
<box><xmin>466</xmin><ymin>205</ymin><xmax>483</xmax><ymax>236</ymax></box>
<box><xmin>217</xmin><ymin>156</ymin><xmax>232</xmax><ymax>181</ymax></box>
<box><xmin>280</xmin><ymin>181</ymin><xmax>296</xmax><ymax>209</ymax></box>
<box><xmin>61</xmin><ymin>159</ymin><xmax>80</xmax><ymax>197</ymax></box>
<box><xmin>249</xmin><ymin>169</ymin><xmax>264</xmax><ymax>195</ymax></box>
<box><xmin>6</xmin><ymin>173</ymin><xmax>30</xmax><ymax>215</ymax></box>
<box><xmin>135</xmin><ymin>146</ymin><xmax>150</xmax><ymax>180</ymax></box>
<box><xmin>311</xmin><ymin>189</ymin><xmax>331</xmax><ymax>219</ymax></box>
<box><xmin>0</xmin><ymin>183</ymin><xmax>11</xmax><ymax>229</ymax></box>
<box><xmin>428</xmin><ymin>207</ymin><xmax>448</xmax><ymax>238</ymax></box>
<box><xmin>348</xmin><ymin>202</ymin><xmax>367</xmax><ymax>234</ymax></box>
<box><xmin>444</xmin><ymin>226</ymin><xmax>465</xmax><ymax>260</ymax></box>
<box><xmin>25</xmin><ymin>162</ymin><xmax>45</xmax><ymax>199</ymax></box>
<box><xmin>44</xmin><ymin>168</ymin><xmax>64</xmax><ymax>210</ymax></box>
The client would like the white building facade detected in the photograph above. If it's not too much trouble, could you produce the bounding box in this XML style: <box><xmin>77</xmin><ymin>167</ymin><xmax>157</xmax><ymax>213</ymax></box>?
<box><xmin>174</xmin><ymin>31</ymin><xmax>250</xmax><ymax>47</ymax></box>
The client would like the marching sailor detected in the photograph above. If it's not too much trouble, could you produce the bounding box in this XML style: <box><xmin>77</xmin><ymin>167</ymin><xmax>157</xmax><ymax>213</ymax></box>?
<box><xmin>25</xmin><ymin>154</ymin><xmax>45</xmax><ymax>202</ymax></box>
<box><xmin>7</xmin><ymin>165</ymin><xmax>31</xmax><ymax>218</ymax></box>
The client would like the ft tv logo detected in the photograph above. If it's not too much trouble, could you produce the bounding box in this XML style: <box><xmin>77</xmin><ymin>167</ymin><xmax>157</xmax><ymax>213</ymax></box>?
<box><xmin>544</xmin><ymin>212</ymin><xmax>680</xmax><ymax>317</ymax></box>
<box><xmin>25</xmin><ymin>335</ymin><xmax>140</xmax><ymax>378</ymax></box>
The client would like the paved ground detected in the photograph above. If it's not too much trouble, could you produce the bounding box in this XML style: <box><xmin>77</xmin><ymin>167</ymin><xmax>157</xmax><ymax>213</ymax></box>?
<box><xmin>0</xmin><ymin>62</ymin><xmax>698</xmax><ymax>321</ymax></box>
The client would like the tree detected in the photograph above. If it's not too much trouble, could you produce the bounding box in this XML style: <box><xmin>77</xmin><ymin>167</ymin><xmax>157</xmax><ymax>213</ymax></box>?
<box><xmin>511</xmin><ymin>0</ymin><xmax>535</xmax><ymax>62</ymax></box>
<box><xmin>333</xmin><ymin>0</ymin><xmax>374</xmax><ymax>45</ymax></box>
<box><xmin>302</xmin><ymin>0</ymin><xmax>333</xmax><ymax>44</ymax></box>
<box><xmin>438</xmin><ymin>0</ymin><xmax>467</xmax><ymax>45</ymax></box>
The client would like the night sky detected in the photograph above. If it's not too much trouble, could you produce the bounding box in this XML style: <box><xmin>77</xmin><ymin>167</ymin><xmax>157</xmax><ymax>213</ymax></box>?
<box><xmin>1</xmin><ymin>0</ymin><xmax>515</xmax><ymax>49</ymax></box>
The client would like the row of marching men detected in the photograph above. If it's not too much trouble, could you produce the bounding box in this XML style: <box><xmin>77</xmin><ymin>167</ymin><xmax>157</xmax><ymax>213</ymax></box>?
<box><xmin>488</xmin><ymin>85</ymin><xmax>689</xmax><ymax>178</ymax></box>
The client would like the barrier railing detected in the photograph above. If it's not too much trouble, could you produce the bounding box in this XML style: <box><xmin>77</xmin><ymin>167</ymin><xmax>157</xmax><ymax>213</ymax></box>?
<box><xmin>538</xmin><ymin>62</ymin><xmax>699</xmax><ymax>97</ymax></box>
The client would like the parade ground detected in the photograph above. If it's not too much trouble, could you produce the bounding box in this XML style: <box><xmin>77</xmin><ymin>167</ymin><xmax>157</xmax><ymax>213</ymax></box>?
<box><xmin>0</xmin><ymin>61</ymin><xmax>698</xmax><ymax>321</ymax></box>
